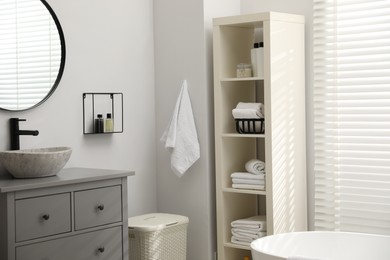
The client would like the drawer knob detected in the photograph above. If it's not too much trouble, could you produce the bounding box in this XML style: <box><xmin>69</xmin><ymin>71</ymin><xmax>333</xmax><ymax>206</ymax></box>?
<box><xmin>42</xmin><ymin>214</ymin><xmax>50</xmax><ymax>221</ymax></box>
<box><xmin>97</xmin><ymin>204</ymin><xmax>105</xmax><ymax>211</ymax></box>
<box><xmin>97</xmin><ymin>246</ymin><xmax>105</xmax><ymax>253</ymax></box>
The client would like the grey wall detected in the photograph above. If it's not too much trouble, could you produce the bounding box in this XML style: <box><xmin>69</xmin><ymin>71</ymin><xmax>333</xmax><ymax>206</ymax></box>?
<box><xmin>240</xmin><ymin>0</ymin><xmax>314</xmax><ymax>230</ymax></box>
<box><xmin>0</xmin><ymin>0</ymin><xmax>157</xmax><ymax>217</ymax></box>
<box><xmin>153</xmin><ymin>1</ymin><xmax>238</xmax><ymax>260</ymax></box>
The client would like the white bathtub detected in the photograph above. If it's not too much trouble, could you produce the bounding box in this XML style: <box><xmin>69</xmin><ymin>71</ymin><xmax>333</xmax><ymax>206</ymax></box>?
<box><xmin>251</xmin><ymin>231</ymin><xmax>390</xmax><ymax>260</ymax></box>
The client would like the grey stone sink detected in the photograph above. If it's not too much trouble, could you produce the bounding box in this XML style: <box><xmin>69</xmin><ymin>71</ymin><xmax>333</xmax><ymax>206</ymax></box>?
<box><xmin>0</xmin><ymin>147</ymin><xmax>72</xmax><ymax>178</ymax></box>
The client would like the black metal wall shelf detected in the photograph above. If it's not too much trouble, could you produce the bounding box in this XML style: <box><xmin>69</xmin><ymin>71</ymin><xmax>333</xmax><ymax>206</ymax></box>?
<box><xmin>82</xmin><ymin>93</ymin><xmax>123</xmax><ymax>134</ymax></box>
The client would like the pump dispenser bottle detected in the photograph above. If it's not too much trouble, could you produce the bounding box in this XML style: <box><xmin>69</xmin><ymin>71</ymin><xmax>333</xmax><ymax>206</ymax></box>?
<box><xmin>94</xmin><ymin>114</ymin><xmax>104</xmax><ymax>133</ymax></box>
<box><xmin>251</xmin><ymin>42</ymin><xmax>264</xmax><ymax>78</ymax></box>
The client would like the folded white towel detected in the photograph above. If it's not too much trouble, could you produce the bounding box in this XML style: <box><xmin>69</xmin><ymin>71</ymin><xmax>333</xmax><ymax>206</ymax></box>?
<box><xmin>160</xmin><ymin>80</ymin><xmax>200</xmax><ymax>177</ymax></box>
<box><xmin>232</xmin><ymin>227</ymin><xmax>267</xmax><ymax>236</ymax></box>
<box><xmin>231</xmin><ymin>215</ymin><xmax>267</xmax><ymax>231</ymax></box>
<box><xmin>231</xmin><ymin>229</ymin><xmax>267</xmax><ymax>240</ymax></box>
<box><xmin>231</xmin><ymin>226</ymin><xmax>266</xmax><ymax>233</ymax></box>
<box><xmin>232</xmin><ymin>178</ymin><xmax>265</xmax><ymax>185</ymax></box>
<box><xmin>232</xmin><ymin>183</ymin><xmax>265</xmax><ymax>190</ymax></box>
<box><xmin>288</xmin><ymin>256</ymin><xmax>322</xmax><ymax>260</ymax></box>
<box><xmin>231</xmin><ymin>236</ymin><xmax>252</xmax><ymax>246</ymax></box>
<box><xmin>236</xmin><ymin>102</ymin><xmax>264</xmax><ymax>112</ymax></box>
<box><xmin>245</xmin><ymin>159</ymin><xmax>265</xmax><ymax>174</ymax></box>
<box><xmin>231</xmin><ymin>172</ymin><xmax>265</xmax><ymax>180</ymax></box>
<box><xmin>232</xmin><ymin>108</ymin><xmax>263</xmax><ymax>119</ymax></box>
<box><xmin>232</xmin><ymin>102</ymin><xmax>264</xmax><ymax>119</ymax></box>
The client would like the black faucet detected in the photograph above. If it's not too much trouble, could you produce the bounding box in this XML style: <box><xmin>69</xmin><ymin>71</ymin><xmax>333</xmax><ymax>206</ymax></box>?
<box><xmin>10</xmin><ymin>118</ymin><xmax>39</xmax><ymax>150</ymax></box>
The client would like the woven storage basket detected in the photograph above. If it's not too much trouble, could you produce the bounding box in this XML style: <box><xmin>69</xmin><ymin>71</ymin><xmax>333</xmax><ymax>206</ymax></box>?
<box><xmin>128</xmin><ymin>213</ymin><xmax>189</xmax><ymax>260</ymax></box>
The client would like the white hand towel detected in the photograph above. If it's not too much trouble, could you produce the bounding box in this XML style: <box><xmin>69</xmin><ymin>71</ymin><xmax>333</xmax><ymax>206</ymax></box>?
<box><xmin>230</xmin><ymin>172</ymin><xmax>265</xmax><ymax>180</ymax></box>
<box><xmin>245</xmin><ymin>159</ymin><xmax>265</xmax><ymax>174</ymax></box>
<box><xmin>160</xmin><ymin>80</ymin><xmax>200</xmax><ymax>177</ymax></box>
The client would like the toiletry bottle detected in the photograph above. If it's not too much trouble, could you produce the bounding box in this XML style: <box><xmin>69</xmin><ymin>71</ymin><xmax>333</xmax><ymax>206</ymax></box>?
<box><xmin>251</xmin><ymin>42</ymin><xmax>264</xmax><ymax>78</ymax></box>
<box><xmin>105</xmin><ymin>113</ymin><xmax>114</xmax><ymax>132</ymax></box>
<box><xmin>94</xmin><ymin>114</ymin><xmax>104</xmax><ymax>133</ymax></box>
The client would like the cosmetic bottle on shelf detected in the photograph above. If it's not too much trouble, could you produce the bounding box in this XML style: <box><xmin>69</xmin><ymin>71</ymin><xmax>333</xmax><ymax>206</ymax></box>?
<box><xmin>104</xmin><ymin>113</ymin><xmax>114</xmax><ymax>132</ymax></box>
<box><xmin>94</xmin><ymin>114</ymin><xmax>104</xmax><ymax>133</ymax></box>
<box><xmin>251</xmin><ymin>42</ymin><xmax>264</xmax><ymax>78</ymax></box>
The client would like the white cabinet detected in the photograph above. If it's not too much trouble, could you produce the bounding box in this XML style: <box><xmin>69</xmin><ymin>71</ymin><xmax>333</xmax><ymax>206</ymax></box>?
<box><xmin>0</xmin><ymin>168</ymin><xmax>134</xmax><ymax>260</ymax></box>
<box><xmin>213</xmin><ymin>12</ymin><xmax>307</xmax><ymax>260</ymax></box>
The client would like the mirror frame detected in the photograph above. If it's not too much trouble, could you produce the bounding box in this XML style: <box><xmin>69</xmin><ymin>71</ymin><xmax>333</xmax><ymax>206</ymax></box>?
<box><xmin>0</xmin><ymin>0</ymin><xmax>66</xmax><ymax>112</ymax></box>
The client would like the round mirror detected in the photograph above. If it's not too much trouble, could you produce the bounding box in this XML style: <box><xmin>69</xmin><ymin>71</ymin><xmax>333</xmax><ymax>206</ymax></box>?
<box><xmin>0</xmin><ymin>0</ymin><xmax>65</xmax><ymax>111</ymax></box>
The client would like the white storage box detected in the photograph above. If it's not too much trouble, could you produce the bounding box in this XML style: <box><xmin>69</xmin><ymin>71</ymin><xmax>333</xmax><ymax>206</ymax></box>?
<box><xmin>128</xmin><ymin>213</ymin><xmax>189</xmax><ymax>260</ymax></box>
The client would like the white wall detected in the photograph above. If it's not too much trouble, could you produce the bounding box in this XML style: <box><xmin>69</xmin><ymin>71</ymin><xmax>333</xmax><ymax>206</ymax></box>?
<box><xmin>0</xmin><ymin>0</ymin><xmax>157</xmax><ymax>216</ymax></box>
<box><xmin>240</xmin><ymin>0</ymin><xmax>314</xmax><ymax>230</ymax></box>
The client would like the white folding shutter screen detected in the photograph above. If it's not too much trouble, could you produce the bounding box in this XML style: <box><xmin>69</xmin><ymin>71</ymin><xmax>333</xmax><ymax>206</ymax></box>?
<box><xmin>0</xmin><ymin>0</ymin><xmax>61</xmax><ymax>110</ymax></box>
<box><xmin>313</xmin><ymin>0</ymin><xmax>390</xmax><ymax>235</ymax></box>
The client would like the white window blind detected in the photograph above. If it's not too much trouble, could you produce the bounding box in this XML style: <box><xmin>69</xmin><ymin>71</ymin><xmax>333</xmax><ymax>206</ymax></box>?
<box><xmin>0</xmin><ymin>0</ymin><xmax>61</xmax><ymax>110</ymax></box>
<box><xmin>313</xmin><ymin>0</ymin><xmax>390</xmax><ymax>235</ymax></box>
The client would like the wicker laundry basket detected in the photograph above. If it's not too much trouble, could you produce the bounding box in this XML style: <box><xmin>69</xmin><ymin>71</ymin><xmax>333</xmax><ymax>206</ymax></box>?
<box><xmin>128</xmin><ymin>213</ymin><xmax>189</xmax><ymax>260</ymax></box>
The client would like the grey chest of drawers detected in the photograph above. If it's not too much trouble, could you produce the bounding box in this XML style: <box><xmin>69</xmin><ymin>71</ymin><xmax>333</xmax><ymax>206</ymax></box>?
<box><xmin>0</xmin><ymin>167</ymin><xmax>134</xmax><ymax>260</ymax></box>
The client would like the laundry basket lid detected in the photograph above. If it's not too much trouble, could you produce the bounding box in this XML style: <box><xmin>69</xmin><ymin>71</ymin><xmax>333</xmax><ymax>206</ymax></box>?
<box><xmin>128</xmin><ymin>213</ymin><xmax>189</xmax><ymax>232</ymax></box>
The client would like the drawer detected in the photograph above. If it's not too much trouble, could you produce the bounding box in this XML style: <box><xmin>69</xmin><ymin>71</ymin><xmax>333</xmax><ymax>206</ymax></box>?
<box><xmin>16</xmin><ymin>226</ymin><xmax>123</xmax><ymax>260</ymax></box>
<box><xmin>15</xmin><ymin>193</ymin><xmax>71</xmax><ymax>242</ymax></box>
<box><xmin>74</xmin><ymin>185</ymin><xmax>122</xmax><ymax>230</ymax></box>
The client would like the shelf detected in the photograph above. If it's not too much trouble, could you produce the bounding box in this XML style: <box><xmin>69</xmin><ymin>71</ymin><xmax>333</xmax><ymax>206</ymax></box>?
<box><xmin>214</xmin><ymin>12</ymin><xmax>307</xmax><ymax>260</ymax></box>
<box><xmin>222</xmin><ymin>133</ymin><xmax>265</xmax><ymax>138</ymax></box>
<box><xmin>221</xmin><ymin>77</ymin><xmax>263</xmax><ymax>82</ymax></box>
<box><xmin>82</xmin><ymin>93</ymin><xmax>123</xmax><ymax>134</ymax></box>
<box><xmin>223</xmin><ymin>187</ymin><xmax>266</xmax><ymax>195</ymax></box>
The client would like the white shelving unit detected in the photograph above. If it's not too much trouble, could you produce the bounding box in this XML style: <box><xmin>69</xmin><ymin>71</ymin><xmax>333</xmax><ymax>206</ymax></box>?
<box><xmin>213</xmin><ymin>12</ymin><xmax>307</xmax><ymax>260</ymax></box>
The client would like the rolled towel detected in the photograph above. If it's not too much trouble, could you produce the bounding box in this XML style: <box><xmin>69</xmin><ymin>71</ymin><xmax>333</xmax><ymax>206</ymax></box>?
<box><xmin>232</xmin><ymin>183</ymin><xmax>265</xmax><ymax>190</ymax></box>
<box><xmin>245</xmin><ymin>159</ymin><xmax>265</xmax><ymax>174</ymax></box>
<box><xmin>232</xmin><ymin>178</ymin><xmax>265</xmax><ymax>185</ymax></box>
<box><xmin>231</xmin><ymin>172</ymin><xmax>265</xmax><ymax>180</ymax></box>
<box><xmin>231</xmin><ymin>215</ymin><xmax>266</xmax><ymax>231</ymax></box>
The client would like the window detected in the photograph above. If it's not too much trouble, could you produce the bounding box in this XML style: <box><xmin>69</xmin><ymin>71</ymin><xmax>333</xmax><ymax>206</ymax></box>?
<box><xmin>313</xmin><ymin>0</ymin><xmax>390</xmax><ymax>235</ymax></box>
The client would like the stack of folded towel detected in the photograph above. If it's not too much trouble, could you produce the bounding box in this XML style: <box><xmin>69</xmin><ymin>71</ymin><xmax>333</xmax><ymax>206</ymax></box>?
<box><xmin>231</xmin><ymin>159</ymin><xmax>266</xmax><ymax>190</ymax></box>
<box><xmin>232</xmin><ymin>102</ymin><xmax>264</xmax><ymax>119</ymax></box>
<box><xmin>231</xmin><ymin>215</ymin><xmax>267</xmax><ymax>246</ymax></box>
